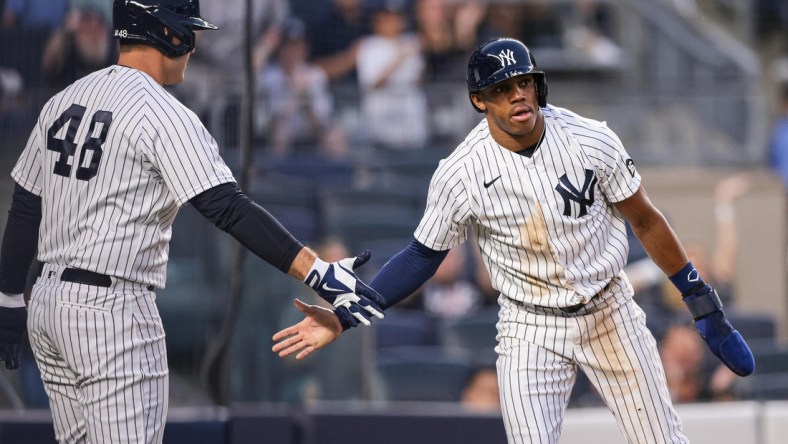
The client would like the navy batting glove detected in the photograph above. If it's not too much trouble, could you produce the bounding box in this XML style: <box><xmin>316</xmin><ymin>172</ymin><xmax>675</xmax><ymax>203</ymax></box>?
<box><xmin>682</xmin><ymin>285</ymin><xmax>754</xmax><ymax>376</ymax></box>
<box><xmin>305</xmin><ymin>251</ymin><xmax>385</xmax><ymax>327</ymax></box>
<box><xmin>0</xmin><ymin>306</ymin><xmax>27</xmax><ymax>370</ymax></box>
<box><xmin>334</xmin><ymin>306</ymin><xmax>365</xmax><ymax>331</ymax></box>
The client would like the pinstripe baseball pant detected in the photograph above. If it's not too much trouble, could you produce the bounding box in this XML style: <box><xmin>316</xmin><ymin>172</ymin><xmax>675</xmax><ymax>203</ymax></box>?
<box><xmin>27</xmin><ymin>264</ymin><xmax>168</xmax><ymax>444</ymax></box>
<box><xmin>495</xmin><ymin>276</ymin><xmax>688</xmax><ymax>444</ymax></box>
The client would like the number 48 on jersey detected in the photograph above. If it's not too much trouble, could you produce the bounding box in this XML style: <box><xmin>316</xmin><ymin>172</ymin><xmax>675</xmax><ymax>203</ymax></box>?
<box><xmin>47</xmin><ymin>104</ymin><xmax>113</xmax><ymax>181</ymax></box>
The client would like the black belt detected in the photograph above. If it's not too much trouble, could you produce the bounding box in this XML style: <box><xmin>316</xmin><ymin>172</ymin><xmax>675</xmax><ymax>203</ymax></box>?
<box><xmin>559</xmin><ymin>281</ymin><xmax>612</xmax><ymax>313</ymax></box>
<box><xmin>559</xmin><ymin>300</ymin><xmax>587</xmax><ymax>313</ymax></box>
<box><xmin>37</xmin><ymin>263</ymin><xmax>154</xmax><ymax>291</ymax></box>
<box><xmin>511</xmin><ymin>281</ymin><xmax>612</xmax><ymax>315</ymax></box>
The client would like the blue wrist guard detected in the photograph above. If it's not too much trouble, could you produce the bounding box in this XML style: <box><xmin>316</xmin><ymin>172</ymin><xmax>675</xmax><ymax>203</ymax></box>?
<box><xmin>682</xmin><ymin>284</ymin><xmax>754</xmax><ymax>377</ymax></box>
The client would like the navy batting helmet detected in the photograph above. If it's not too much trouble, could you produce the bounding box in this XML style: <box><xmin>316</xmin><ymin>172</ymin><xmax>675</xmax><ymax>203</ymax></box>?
<box><xmin>113</xmin><ymin>0</ymin><xmax>217</xmax><ymax>58</ymax></box>
<box><xmin>466</xmin><ymin>38</ymin><xmax>548</xmax><ymax>110</ymax></box>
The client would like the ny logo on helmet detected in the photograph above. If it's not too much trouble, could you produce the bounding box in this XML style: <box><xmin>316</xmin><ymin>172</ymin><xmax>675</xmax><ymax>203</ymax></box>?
<box><xmin>494</xmin><ymin>49</ymin><xmax>517</xmax><ymax>68</ymax></box>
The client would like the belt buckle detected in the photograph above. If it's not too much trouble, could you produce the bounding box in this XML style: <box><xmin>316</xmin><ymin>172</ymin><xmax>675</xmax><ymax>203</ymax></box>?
<box><xmin>559</xmin><ymin>301</ymin><xmax>586</xmax><ymax>313</ymax></box>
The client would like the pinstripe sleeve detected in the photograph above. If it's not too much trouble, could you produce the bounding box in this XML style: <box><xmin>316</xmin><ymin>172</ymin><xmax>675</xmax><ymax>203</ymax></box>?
<box><xmin>414</xmin><ymin>158</ymin><xmax>472</xmax><ymax>251</ymax></box>
<box><xmin>592</xmin><ymin>124</ymin><xmax>640</xmax><ymax>203</ymax></box>
<box><xmin>141</xmin><ymin>96</ymin><xmax>235</xmax><ymax>206</ymax></box>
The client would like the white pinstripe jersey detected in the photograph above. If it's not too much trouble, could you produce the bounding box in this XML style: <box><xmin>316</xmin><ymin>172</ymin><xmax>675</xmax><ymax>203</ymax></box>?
<box><xmin>12</xmin><ymin>65</ymin><xmax>235</xmax><ymax>288</ymax></box>
<box><xmin>414</xmin><ymin>105</ymin><xmax>640</xmax><ymax>308</ymax></box>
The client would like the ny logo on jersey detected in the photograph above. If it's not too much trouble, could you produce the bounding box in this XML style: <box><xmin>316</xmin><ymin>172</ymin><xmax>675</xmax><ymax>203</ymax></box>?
<box><xmin>494</xmin><ymin>49</ymin><xmax>517</xmax><ymax>68</ymax></box>
<box><xmin>555</xmin><ymin>169</ymin><xmax>598</xmax><ymax>218</ymax></box>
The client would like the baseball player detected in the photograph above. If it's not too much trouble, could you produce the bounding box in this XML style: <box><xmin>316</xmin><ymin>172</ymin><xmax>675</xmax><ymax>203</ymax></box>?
<box><xmin>0</xmin><ymin>1</ymin><xmax>384</xmax><ymax>443</ymax></box>
<box><xmin>272</xmin><ymin>38</ymin><xmax>756</xmax><ymax>443</ymax></box>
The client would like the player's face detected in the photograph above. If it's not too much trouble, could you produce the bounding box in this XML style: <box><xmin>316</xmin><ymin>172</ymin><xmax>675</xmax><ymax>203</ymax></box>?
<box><xmin>472</xmin><ymin>74</ymin><xmax>544</xmax><ymax>150</ymax></box>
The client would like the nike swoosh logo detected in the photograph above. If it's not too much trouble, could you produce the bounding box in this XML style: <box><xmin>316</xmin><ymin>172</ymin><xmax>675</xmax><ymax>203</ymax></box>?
<box><xmin>322</xmin><ymin>282</ymin><xmax>348</xmax><ymax>293</ymax></box>
<box><xmin>483</xmin><ymin>175</ymin><xmax>502</xmax><ymax>189</ymax></box>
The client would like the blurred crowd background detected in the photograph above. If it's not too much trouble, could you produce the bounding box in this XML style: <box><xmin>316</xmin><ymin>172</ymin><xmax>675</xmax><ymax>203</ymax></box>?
<box><xmin>0</xmin><ymin>0</ymin><xmax>787</xmax><ymax>421</ymax></box>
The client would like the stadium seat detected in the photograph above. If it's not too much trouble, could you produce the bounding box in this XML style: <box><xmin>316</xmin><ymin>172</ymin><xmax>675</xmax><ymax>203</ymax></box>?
<box><xmin>439</xmin><ymin>306</ymin><xmax>500</xmax><ymax>352</ymax></box>
<box><xmin>330</xmin><ymin>213</ymin><xmax>418</xmax><ymax>252</ymax></box>
<box><xmin>374</xmin><ymin>346</ymin><xmax>477</xmax><ymax>402</ymax></box>
<box><xmin>319</xmin><ymin>186</ymin><xmax>422</xmax><ymax>230</ymax></box>
<box><xmin>247</xmin><ymin>173</ymin><xmax>322</xmax><ymax>243</ymax></box>
<box><xmin>725</xmin><ymin>310</ymin><xmax>777</xmax><ymax>343</ymax></box>
<box><xmin>374</xmin><ymin>309</ymin><xmax>439</xmax><ymax>350</ymax></box>
<box><xmin>734</xmin><ymin>373</ymin><xmax>788</xmax><ymax>401</ymax></box>
<box><xmin>749</xmin><ymin>343</ymin><xmax>788</xmax><ymax>374</ymax></box>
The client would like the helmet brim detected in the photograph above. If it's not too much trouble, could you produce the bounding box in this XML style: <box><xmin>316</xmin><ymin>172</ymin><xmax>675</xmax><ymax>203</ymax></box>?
<box><xmin>183</xmin><ymin>16</ymin><xmax>217</xmax><ymax>30</ymax></box>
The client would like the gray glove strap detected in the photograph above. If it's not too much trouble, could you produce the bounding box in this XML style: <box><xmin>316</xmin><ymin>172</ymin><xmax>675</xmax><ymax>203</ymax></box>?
<box><xmin>685</xmin><ymin>288</ymin><xmax>723</xmax><ymax>319</ymax></box>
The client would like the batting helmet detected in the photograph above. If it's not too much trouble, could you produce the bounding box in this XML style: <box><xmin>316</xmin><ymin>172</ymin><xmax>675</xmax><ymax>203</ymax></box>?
<box><xmin>466</xmin><ymin>38</ymin><xmax>548</xmax><ymax>110</ymax></box>
<box><xmin>113</xmin><ymin>0</ymin><xmax>217</xmax><ymax>58</ymax></box>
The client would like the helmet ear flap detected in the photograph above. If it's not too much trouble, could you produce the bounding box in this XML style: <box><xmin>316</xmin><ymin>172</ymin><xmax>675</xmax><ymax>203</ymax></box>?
<box><xmin>537</xmin><ymin>76</ymin><xmax>548</xmax><ymax>108</ymax></box>
<box><xmin>469</xmin><ymin>92</ymin><xmax>485</xmax><ymax>113</ymax></box>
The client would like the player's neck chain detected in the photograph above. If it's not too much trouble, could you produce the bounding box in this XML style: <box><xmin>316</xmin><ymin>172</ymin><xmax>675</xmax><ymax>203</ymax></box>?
<box><xmin>517</xmin><ymin>126</ymin><xmax>546</xmax><ymax>158</ymax></box>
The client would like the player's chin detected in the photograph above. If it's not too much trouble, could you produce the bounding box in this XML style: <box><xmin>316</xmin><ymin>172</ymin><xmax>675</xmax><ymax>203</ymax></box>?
<box><xmin>505</xmin><ymin>120</ymin><xmax>536</xmax><ymax>136</ymax></box>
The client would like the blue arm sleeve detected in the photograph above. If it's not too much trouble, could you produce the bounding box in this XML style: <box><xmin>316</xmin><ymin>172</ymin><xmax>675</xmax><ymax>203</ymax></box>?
<box><xmin>370</xmin><ymin>239</ymin><xmax>449</xmax><ymax>309</ymax></box>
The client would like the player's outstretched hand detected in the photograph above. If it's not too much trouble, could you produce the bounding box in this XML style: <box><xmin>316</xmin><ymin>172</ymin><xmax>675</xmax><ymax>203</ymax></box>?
<box><xmin>304</xmin><ymin>251</ymin><xmax>385</xmax><ymax>328</ymax></box>
<box><xmin>272</xmin><ymin>299</ymin><xmax>342</xmax><ymax>360</ymax></box>
<box><xmin>0</xmin><ymin>306</ymin><xmax>27</xmax><ymax>370</ymax></box>
<box><xmin>683</xmin><ymin>285</ymin><xmax>754</xmax><ymax>376</ymax></box>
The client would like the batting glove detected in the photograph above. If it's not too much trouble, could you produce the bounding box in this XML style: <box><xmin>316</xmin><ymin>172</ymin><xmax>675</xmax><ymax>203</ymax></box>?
<box><xmin>0</xmin><ymin>302</ymin><xmax>27</xmax><ymax>370</ymax></box>
<box><xmin>682</xmin><ymin>285</ymin><xmax>754</xmax><ymax>376</ymax></box>
<box><xmin>304</xmin><ymin>251</ymin><xmax>385</xmax><ymax>329</ymax></box>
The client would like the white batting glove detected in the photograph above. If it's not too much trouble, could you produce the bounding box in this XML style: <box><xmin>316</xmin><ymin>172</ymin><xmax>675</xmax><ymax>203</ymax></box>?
<box><xmin>304</xmin><ymin>251</ymin><xmax>385</xmax><ymax>327</ymax></box>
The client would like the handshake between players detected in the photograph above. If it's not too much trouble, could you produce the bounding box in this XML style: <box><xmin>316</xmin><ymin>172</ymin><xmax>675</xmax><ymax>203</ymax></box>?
<box><xmin>273</xmin><ymin>250</ymin><xmax>385</xmax><ymax>360</ymax></box>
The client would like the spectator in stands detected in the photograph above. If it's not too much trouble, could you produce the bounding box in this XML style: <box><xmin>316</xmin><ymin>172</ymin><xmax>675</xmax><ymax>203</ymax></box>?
<box><xmin>768</xmin><ymin>81</ymin><xmax>788</xmax><ymax>188</ymax></box>
<box><xmin>562</xmin><ymin>0</ymin><xmax>622</xmax><ymax>67</ymax></box>
<box><xmin>659</xmin><ymin>324</ymin><xmax>739</xmax><ymax>403</ymax></box>
<box><xmin>414</xmin><ymin>0</ymin><xmax>486</xmax><ymax>81</ymax></box>
<box><xmin>357</xmin><ymin>0</ymin><xmax>429</xmax><ymax>150</ymax></box>
<box><xmin>477</xmin><ymin>1</ymin><xmax>564</xmax><ymax>50</ymax></box>
<box><xmin>191</xmin><ymin>0</ymin><xmax>288</xmax><ymax>83</ymax></box>
<box><xmin>628</xmin><ymin>174</ymin><xmax>751</xmax><ymax>344</ymax></box>
<box><xmin>174</xmin><ymin>0</ymin><xmax>288</xmax><ymax>146</ymax></box>
<box><xmin>0</xmin><ymin>67</ymin><xmax>29</xmax><ymax>132</ymax></box>
<box><xmin>41</xmin><ymin>5</ymin><xmax>117</xmax><ymax>91</ymax></box>
<box><xmin>659</xmin><ymin>324</ymin><xmax>705</xmax><ymax>403</ymax></box>
<box><xmin>69</xmin><ymin>0</ymin><xmax>111</xmax><ymax>23</ymax></box>
<box><xmin>635</xmin><ymin>174</ymin><xmax>752</xmax><ymax>404</ymax></box>
<box><xmin>461</xmin><ymin>365</ymin><xmax>500</xmax><ymax>413</ymax></box>
<box><xmin>2</xmin><ymin>0</ymin><xmax>68</xmax><ymax>31</ymax></box>
<box><xmin>293</xmin><ymin>0</ymin><xmax>369</xmax><ymax>84</ymax></box>
<box><xmin>257</xmin><ymin>18</ymin><xmax>348</xmax><ymax>159</ymax></box>
<box><xmin>664</xmin><ymin>174</ymin><xmax>751</xmax><ymax>308</ymax></box>
<box><xmin>2</xmin><ymin>0</ymin><xmax>70</xmax><ymax>87</ymax></box>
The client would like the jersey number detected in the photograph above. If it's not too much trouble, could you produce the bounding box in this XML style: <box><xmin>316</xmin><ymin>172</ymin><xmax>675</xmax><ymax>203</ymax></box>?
<box><xmin>46</xmin><ymin>104</ymin><xmax>113</xmax><ymax>181</ymax></box>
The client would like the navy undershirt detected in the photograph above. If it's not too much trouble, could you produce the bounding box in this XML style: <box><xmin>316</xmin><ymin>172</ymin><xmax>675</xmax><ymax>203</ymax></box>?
<box><xmin>369</xmin><ymin>239</ymin><xmax>449</xmax><ymax>309</ymax></box>
<box><xmin>516</xmin><ymin>126</ymin><xmax>545</xmax><ymax>158</ymax></box>
<box><xmin>190</xmin><ymin>183</ymin><xmax>303</xmax><ymax>273</ymax></box>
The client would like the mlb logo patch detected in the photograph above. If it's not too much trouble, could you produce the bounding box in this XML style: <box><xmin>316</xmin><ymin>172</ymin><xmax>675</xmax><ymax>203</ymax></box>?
<box><xmin>625</xmin><ymin>159</ymin><xmax>636</xmax><ymax>177</ymax></box>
